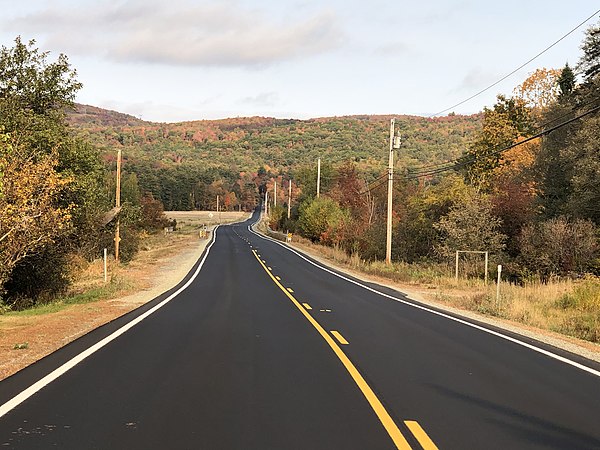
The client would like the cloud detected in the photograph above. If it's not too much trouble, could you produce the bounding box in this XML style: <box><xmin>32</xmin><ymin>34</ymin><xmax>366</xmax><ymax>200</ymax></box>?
<box><xmin>451</xmin><ymin>67</ymin><xmax>498</xmax><ymax>94</ymax></box>
<box><xmin>238</xmin><ymin>92</ymin><xmax>279</xmax><ymax>107</ymax></box>
<box><xmin>4</xmin><ymin>0</ymin><xmax>343</xmax><ymax>67</ymax></box>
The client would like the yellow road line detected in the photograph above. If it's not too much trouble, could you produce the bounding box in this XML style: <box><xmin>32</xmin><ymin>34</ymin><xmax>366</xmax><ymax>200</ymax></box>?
<box><xmin>275</xmin><ymin>276</ymin><xmax>281</xmax><ymax>281</ymax></box>
<box><xmin>251</xmin><ymin>250</ymin><xmax>411</xmax><ymax>450</ymax></box>
<box><xmin>287</xmin><ymin>287</ymin><xmax>294</xmax><ymax>293</ymax></box>
<box><xmin>302</xmin><ymin>303</ymin><xmax>312</xmax><ymax>310</ymax></box>
<box><xmin>331</xmin><ymin>330</ymin><xmax>349</xmax><ymax>345</ymax></box>
<box><xmin>405</xmin><ymin>421</ymin><xmax>439</xmax><ymax>450</ymax></box>
<box><xmin>268</xmin><ymin>267</ymin><xmax>273</xmax><ymax>271</ymax></box>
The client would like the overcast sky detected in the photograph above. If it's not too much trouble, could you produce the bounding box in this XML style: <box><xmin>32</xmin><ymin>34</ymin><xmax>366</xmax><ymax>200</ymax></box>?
<box><xmin>1</xmin><ymin>0</ymin><xmax>598</xmax><ymax>122</ymax></box>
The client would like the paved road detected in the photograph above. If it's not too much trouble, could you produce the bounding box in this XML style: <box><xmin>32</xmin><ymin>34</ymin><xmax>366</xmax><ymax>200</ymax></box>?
<box><xmin>1</xmin><ymin>212</ymin><xmax>600</xmax><ymax>449</ymax></box>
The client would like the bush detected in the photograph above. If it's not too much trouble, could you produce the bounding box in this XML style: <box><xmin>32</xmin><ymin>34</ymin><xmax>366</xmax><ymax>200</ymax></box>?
<box><xmin>140</xmin><ymin>194</ymin><xmax>169</xmax><ymax>231</ymax></box>
<box><xmin>3</xmin><ymin>247</ymin><xmax>71</xmax><ymax>310</ymax></box>
<box><xmin>519</xmin><ymin>217</ymin><xmax>599</xmax><ymax>278</ymax></box>
<box><xmin>297</xmin><ymin>197</ymin><xmax>348</xmax><ymax>243</ymax></box>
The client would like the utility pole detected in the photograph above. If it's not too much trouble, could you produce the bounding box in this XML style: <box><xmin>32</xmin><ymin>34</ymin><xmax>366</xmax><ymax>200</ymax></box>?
<box><xmin>316</xmin><ymin>158</ymin><xmax>321</xmax><ymax>198</ymax></box>
<box><xmin>287</xmin><ymin>180</ymin><xmax>292</xmax><ymax>219</ymax></box>
<box><xmin>114</xmin><ymin>149</ymin><xmax>122</xmax><ymax>263</ymax></box>
<box><xmin>386</xmin><ymin>119</ymin><xmax>402</xmax><ymax>265</ymax></box>
<box><xmin>274</xmin><ymin>181</ymin><xmax>277</xmax><ymax>207</ymax></box>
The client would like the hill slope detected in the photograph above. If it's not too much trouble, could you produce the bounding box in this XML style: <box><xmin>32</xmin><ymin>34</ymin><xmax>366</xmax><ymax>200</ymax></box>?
<box><xmin>67</xmin><ymin>105</ymin><xmax>482</xmax><ymax>174</ymax></box>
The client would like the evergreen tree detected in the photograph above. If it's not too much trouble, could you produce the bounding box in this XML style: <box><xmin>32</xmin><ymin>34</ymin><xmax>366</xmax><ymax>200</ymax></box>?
<box><xmin>557</xmin><ymin>63</ymin><xmax>576</xmax><ymax>98</ymax></box>
<box><xmin>578</xmin><ymin>21</ymin><xmax>600</xmax><ymax>82</ymax></box>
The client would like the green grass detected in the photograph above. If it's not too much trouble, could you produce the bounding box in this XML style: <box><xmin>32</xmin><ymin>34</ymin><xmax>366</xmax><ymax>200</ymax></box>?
<box><xmin>3</xmin><ymin>277</ymin><xmax>132</xmax><ymax>318</ymax></box>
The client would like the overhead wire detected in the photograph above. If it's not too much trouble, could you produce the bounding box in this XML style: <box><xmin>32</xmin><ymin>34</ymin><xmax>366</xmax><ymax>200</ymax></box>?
<box><xmin>405</xmin><ymin>103</ymin><xmax>600</xmax><ymax>179</ymax></box>
<box><xmin>430</xmin><ymin>8</ymin><xmax>600</xmax><ymax>117</ymax></box>
<box><xmin>406</xmin><ymin>96</ymin><xmax>600</xmax><ymax>176</ymax></box>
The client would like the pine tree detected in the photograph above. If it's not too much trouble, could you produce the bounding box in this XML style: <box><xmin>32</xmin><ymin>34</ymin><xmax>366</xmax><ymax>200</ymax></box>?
<box><xmin>578</xmin><ymin>21</ymin><xmax>600</xmax><ymax>82</ymax></box>
<box><xmin>557</xmin><ymin>63</ymin><xmax>576</xmax><ymax>98</ymax></box>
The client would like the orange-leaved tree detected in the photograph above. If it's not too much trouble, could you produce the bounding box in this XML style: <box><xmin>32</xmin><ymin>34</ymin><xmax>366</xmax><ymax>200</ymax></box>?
<box><xmin>0</xmin><ymin>132</ymin><xmax>72</xmax><ymax>299</ymax></box>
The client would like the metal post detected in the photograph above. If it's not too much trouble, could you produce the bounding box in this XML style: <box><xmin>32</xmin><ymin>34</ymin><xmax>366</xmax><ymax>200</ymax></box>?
<box><xmin>317</xmin><ymin>158</ymin><xmax>321</xmax><ymax>198</ymax></box>
<box><xmin>385</xmin><ymin>119</ymin><xmax>395</xmax><ymax>265</ymax></box>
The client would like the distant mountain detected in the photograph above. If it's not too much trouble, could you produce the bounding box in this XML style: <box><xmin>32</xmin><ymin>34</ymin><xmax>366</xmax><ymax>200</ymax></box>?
<box><xmin>67</xmin><ymin>103</ymin><xmax>148</xmax><ymax>127</ymax></box>
<box><xmin>67</xmin><ymin>104</ymin><xmax>482</xmax><ymax>175</ymax></box>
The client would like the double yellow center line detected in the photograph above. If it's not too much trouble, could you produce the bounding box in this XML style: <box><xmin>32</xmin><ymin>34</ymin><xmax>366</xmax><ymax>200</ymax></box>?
<box><xmin>252</xmin><ymin>249</ymin><xmax>441</xmax><ymax>449</ymax></box>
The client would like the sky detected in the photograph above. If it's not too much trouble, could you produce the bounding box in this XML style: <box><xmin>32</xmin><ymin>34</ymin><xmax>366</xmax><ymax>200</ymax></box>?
<box><xmin>1</xmin><ymin>0</ymin><xmax>598</xmax><ymax>123</ymax></box>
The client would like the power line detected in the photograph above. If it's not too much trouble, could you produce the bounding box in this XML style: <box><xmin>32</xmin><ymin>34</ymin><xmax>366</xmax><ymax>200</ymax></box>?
<box><xmin>408</xmin><ymin>96</ymin><xmax>600</xmax><ymax>175</ymax></box>
<box><xmin>407</xmin><ymin>102</ymin><xmax>600</xmax><ymax>179</ymax></box>
<box><xmin>358</xmin><ymin>100</ymin><xmax>600</xmax><ymax>195</ymax></box>
<box><xmin>357</xmin><ymin>177</ymin><xmax>389</xmax><ymax>196</ymax></box>
<box><xmin>431</xmin><ymin>8</ymin><xmax>600</xmax><ymax>117</ymax></box>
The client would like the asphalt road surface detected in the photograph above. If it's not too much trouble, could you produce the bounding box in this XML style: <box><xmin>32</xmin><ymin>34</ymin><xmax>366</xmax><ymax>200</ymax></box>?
<box><xmin>1</xmin><ymin>211</ymin><xmax>600</xmax><ymax>449</ymax></box>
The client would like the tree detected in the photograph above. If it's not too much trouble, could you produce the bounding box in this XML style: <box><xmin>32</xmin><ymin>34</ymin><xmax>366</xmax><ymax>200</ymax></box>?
<box><xmin>297</xmin><ymin>197</ymin><xmax>348</xmax><ymax>244</ymax></box>
<box><xmin>557</xmin><ymin>63</ymin><xmax>576</xmax><ymax>99</ymax></box>
<box><xmin>519</xmin><ymin>218</ymin><xmax>598</xmax><ymax>278</ymax></box>
<box><xmin>140</xmin><ymin>194</ymin><xmax>168</xmax><ymax>231</ymax></box>
<box><xmin>578</xmin><ymin>20</ymin><xmax>600</xmax><ymax>82</ymax></box>
<box><xmin>0</xmin><ymin>134</ymin><xmax>72</xmax><ymax>301</ymax></box>
<box><xmin>0</xmin><ymin>37</ymin><xmax>81</xmax><ymax>116</ymax></box>
<box><xmin>563</xmin><ymin>115</ymin><xmax>600</xmax><ymax>223</ymax></box>
<box><xmin>514</xmin><ymin>68</ymin><xmax>561</xmax><ymax>112</ymax></box>
<box><xmin>394</xmin><ymin>174</ymin><xmax>472</xmax><ymax>262</ymax></box>
<box><xmin>0</xmin><ymin>38</ymin><xmax>107</xmax><ymax>305</ymax></box>
<box><xmin>463</xmin><ymin>95</ymin><xmax>533</xmax><ymax>189</ymax></box>
<box><xmin>434</xmin><ymin>193</ymin><xmax>506</xmax><ymax>259</ymax></box>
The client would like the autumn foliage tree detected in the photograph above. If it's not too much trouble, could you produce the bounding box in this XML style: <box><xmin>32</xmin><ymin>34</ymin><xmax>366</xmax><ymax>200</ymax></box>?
<box><xmin>463</xmin><ymin>95</ymin><xmax>534</xmax><ymax>190</ymax></box>
<box><xmin>0</xmin><ymin>134</ymin><xmax>72</xmax><ymax>299</ymax></box>
<box><xmin>0</xmin><ymin>37</ymin><xmax>107</xmax><ymax>306</ymax></box>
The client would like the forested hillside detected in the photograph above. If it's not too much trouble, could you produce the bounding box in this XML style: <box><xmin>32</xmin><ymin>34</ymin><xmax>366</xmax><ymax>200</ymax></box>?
<box><xmin>66</xmin><ymin>108</ymin><xmax>482</xmax><ymax>210</ymax></box>
<box><xmin>68</xmin><ymin>109</ymin><xmax>482</xmax><ymax>172</ymax></box>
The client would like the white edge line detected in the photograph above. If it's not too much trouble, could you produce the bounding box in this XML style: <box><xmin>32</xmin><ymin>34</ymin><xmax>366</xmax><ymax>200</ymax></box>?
<box><xmin>0</xmin><ymin>226</ymin><xmax>220</xmax><ymax>418</ymax></box>
<box><xmin>249</xmin><ymin>222</ymin><xmax>600</xmax><ymax>378</ymax></box>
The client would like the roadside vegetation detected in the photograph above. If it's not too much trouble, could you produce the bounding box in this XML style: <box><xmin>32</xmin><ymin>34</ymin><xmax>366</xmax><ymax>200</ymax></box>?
<box><xmin>266</xmin><ymin>21</ymin><xmax>600</xmax><ymax>344</ymax></box>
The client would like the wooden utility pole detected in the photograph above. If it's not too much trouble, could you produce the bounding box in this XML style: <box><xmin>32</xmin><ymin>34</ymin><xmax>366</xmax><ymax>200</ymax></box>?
<box><xmin>385</xmin><ymin>119</ymin><xmax>395</xmax><ymax>265</ymax></box>
<box><xmin>287</xmin><ymin>180</ymin><xmax>292</xmax><ymax>219</ymax></box>
<box><xmin>114</xmin><ymin>149</ymin><xmax>122</xmax><ymax>263</ymax></box>
<box><xmin>316</xmin><ymin>158</ymin><xmax>321</xmax><ymax>198</ymax></box>
<box><xmin>385</xmin><ymin>119</ymin><xmax>402</xmax><ymax>265</ymax></box>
